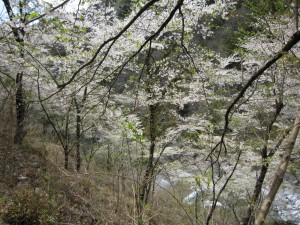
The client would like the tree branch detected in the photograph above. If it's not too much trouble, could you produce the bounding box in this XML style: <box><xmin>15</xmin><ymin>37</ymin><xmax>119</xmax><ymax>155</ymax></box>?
<box><xmin>25</xmin><ymin>0</ymin><xmax>71</xmax><ymax>25</ymax></box>
<box><xmin>213</xmin><ymin>30</ymin><xmax>300</xmax><ymax>155</ymax></box>
<box><xmin>57</xmin><ymin>0</ymin><xmax>160</xmax><ymax>89</ymax></box>
<box><xmin>57</xmin><ymin>0</ymin><xmax>184</xmax><ymax>89</ymax></box>
<box><xmin>254</xmin><ymin>112</ymin><xmax>300</xmax><ymax>225</ymax></box>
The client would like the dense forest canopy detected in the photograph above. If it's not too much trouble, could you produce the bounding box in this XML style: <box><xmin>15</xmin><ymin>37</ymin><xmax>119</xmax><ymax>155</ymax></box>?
<box><xmin>0</xmin><ymin>0</ymin><xmax>300</xmax><ymax>224</ymax></box>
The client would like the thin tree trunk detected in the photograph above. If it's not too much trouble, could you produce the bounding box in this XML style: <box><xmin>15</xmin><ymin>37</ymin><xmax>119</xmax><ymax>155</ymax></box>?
<box><xmin>74</xmin><ymin>97</ymin><xmax>81</xmax><ymax>171</ymax></box>
<box><xmin>254</xmin><ymin>112</ymin><xmax>300</xmax><ymax>225</ymax></box>
<box><xmin>3</xmin><ymin>0</ymin><xmax>27</xmax><ymax>145</ymax></box>
<box><xmin>295</xmin><ymin>0</ymin><xmax>299</xmax><ymax>31</ymax></box>
<box><xmin>14</xmin><ymin>72</ymin><xmax>26</xmax><ymax>144</ymax></box>
<box><xmin>138</xmin><ymin>104</ymin><xmax>157</xmax><ymax>219</ymax></box>
<box><xmin>76</xmin><ymin>107</ymin><xmax>81</xmax><ymax>171</ymax></box>
<box><xmin>64</xmin><ymin>112</ymin><xmax>70</xmax><ymax>169</ymax></box>
<box><xmin>64</xmin><ymin>148</ymin><xmax>69</xmax><ymax>170</ymax></box>
<box><xmin>139</xmin><ymin>104</ymin><xmax>156</xmax><ymax>203</ymax></box>
<box><xmin>243</xmin><ymin>100</ymin><xmax>284</xmax><ymax>225</ymax></box>
<box><xmin>243</xmin><ymin>163</ymin><xmax>268</xmax><ymax>225</ymax></box>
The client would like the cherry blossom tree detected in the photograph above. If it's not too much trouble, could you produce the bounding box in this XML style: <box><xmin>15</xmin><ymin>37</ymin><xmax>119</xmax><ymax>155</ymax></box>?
<box><xmin>2</xmin><ymin>0</ymin><xmax>300</xmax><ymax>224</ymax></box>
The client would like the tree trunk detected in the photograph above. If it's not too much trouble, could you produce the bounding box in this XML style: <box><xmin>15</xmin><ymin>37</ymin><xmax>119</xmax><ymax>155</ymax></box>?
<box><xmin>14</xmin><ymin>72</ymin><xmax>26</xmax><ymax>144</ymax></box>
<box><xmin>243</xmin><ymin>163</ymin><xmax>268</xmax><ymax>225</ymax></box>
<box><xmin>138</xmin><ymin>104</ymin><xmax>157</xmax><ymax>220</ymax></box>
<box><xmin>140</xmin><ymin>104</ymin><xmax>156</xmax><ymax>203</ymax></box>
<box><xmin>3</xmin><ymin>0</ymin><xmax>27</xmax><ymax>145</ymax></box>
<box><xmin>76</xmin><ymin>110</ymin><xmax>81</xmax><ymax>171</ymax></box>
<box><xmin>64</xmin><ymin>149</ymin><xmax>69</xmax><ymax>170</ymax></box>
<box><xmin>254</xmin><ymin>112</ymin><xmax>300</xmax><ymax>225</ymax></box>
<box><xmin>295</xmin><ymin>0</ymin><xmax>299</xmax><ymax>31</ymax></box>
<box><xmin>243</xmin><ymin>100</ymin><xmax>284</xmax><ymax>225</ymax></box>
<box><xmin>74</xmin><ymin>97</ymin><xmax>81</xmax><ymax>171</ymax></box>
<box><xmin>64</xmin><ymin>113</ymin><xmax>70</xmax><ymax>170</ymax></box>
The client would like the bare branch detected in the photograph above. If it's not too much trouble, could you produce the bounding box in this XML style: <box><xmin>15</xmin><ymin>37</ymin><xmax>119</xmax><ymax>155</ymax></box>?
<box><xmin>57</xmin><ymin>0</ymin><xmax>184</xmax><ymax>89</ymax></box>
<box><xmin>206</xmin><ymin>148</ymin><xmax>242</xmax><ymax>225</ymax></box>
<box><xmin>213</xmin><ymin>30</ymin><xmax>300</xmax><ymax>155</ymax></box>
<box><xmin>57</xmin><ymin>0</ymin><xmax>160</xmax><ymax>89</ymax></box>
<box><xmin>26</xmin><ymin>0</ymin><xmax>71</xmax><ymax>25</ymax></box>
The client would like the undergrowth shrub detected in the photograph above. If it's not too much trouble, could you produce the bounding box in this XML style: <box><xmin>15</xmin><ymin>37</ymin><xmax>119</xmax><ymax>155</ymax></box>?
<box><xmin>3</xmin><ymin>188</ymin><xmax>58</xmax><ymax>225</ymax></box>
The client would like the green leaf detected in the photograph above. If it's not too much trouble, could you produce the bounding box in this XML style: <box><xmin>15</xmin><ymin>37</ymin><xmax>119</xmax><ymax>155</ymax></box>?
<box><xmin>26</xmin><ymin>11</ymin><xmax>39</xmax><ymax>20</ymax></box>
<box><xmin>189</xmin><ymin>68</ymin><xmax>196</xmax><ymax>75</ymax></box>
<box><xmin>44</xmin><ymin>1</ymin><xmax>53</xmax><ymax>8</ymax></box>
<box><xmin>55</xmin><ymin>35</ymin><xmax>62</xmax><ymax>41</ymax></box>
<box><xmin>195</xmin><ymin>176</ymin><xmax>201</xmax><ymax>187</ymax></box>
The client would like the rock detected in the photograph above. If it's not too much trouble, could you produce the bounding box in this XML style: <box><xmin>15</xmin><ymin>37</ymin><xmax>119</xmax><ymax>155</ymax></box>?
<box><xmin>183</xmin><ymin>189</ymin><xmax>223</xmax><ymax>207</ymax></box>
<box><xmin>155</xmin><ymin>175</ymin><xmax>171</xmax><ymax>189</ymax></box>
<box><xmin>203</xmin><ymin>200</ymin><xmax>223</xmax><ymax>208</ymax></box>
<box><xmin>17</xmin><ymin>175</ymin><xmax>28</xmax><ymax>181</ymax></box>
<box><xmin>224</xmin><ymin>61</ymin><xmax>243</xmax><ymax>70</ymax></box>
<box><xmin>177</xmin><ymin>102</ymin><xmax>203</xmax><ymax>117</ymax></box>
<box><xmin>32</xmin><ymin>162</ymin><xmax>39</xmax><ymax>168</ymax></box>
<box><xmin>35</xmin><ymin>187</ymin><xmax>42</xmax><ymax>194</ymax></box>
<box><xmin>48</xmin><ymin>43</ymin><xmax>67</xmax><ymax>57</ymax></box>
<box><xmin>271</xmin><ymin>185</ymin><xmax>300</xmax><ymax>225</ymax></box>
<box><xmin>251</xmin><ymin>165</ymin><xmax>261</xmax><ymax>172</ymax></box>
<box><xmin>183</xmin><ymin>188</ymin><xmax>202</xmax><ymax>204</ymax></box>
<box><xmin>177</xmin><ymin>170</ymin><xmax>194</xmax><ymax>178</ymax></box>
<box><xmin>292</xmin><ymin>180</ymin><xmax>300</xmax><ymax>185</ymax></box>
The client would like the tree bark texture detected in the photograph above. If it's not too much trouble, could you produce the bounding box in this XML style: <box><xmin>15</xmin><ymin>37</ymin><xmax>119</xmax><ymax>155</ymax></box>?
<box><xmin>243</xmin><ymin>163</ymin><xmax>268</xmax><ymax>225</ymax></box>
<box><xmin>295</xmin><ymin>0</ymin><xmax>299</xmax><ymax>31</ymax></box>
<box><xmin>74</xmin><ymin>97</ymin><xmax>82</xmax><ymax>171</ymax></box>
<box><xmin>14</xmin><ymin>72</ymin><xmax>26</xmax><ymax>144</ymax></box>
<box><xmin>243</xmin><ymin>100</ymin><xmax>284</xmax><ymax>225</ymax></box>
<box><xmin>3</xmin><ymin>0</ymin><xmax>27</xmax><ymax>145</ymax></box>
<box><xmin>254</xmin><ymin>112</ymin><xmax>300</xmax><ymax>225</ymax></box>
<box><xmin>139</xmin><ymin>104</ymin><xmax>157</xmax><ymax>205</ymax></box>
<box><xmin>64</xmin><ymin>112</ymin><xmax>71</xmax><ymax>169</ymax></box>
<box><xmin>64</xmin><ymin>149</ymin><xmax>69</xmax><ymax>170</ymax></box>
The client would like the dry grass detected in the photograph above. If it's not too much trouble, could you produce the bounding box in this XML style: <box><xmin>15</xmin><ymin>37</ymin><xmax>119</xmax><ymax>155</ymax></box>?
<box><xmin>0</xmin><ymin>98</ymin><xmax>242</xmax><ymax>225</ymax></box>
<box><xmin>0</xmin><ymin>112</ymin><xmax>138</xmax><ymax>225</ymax></box>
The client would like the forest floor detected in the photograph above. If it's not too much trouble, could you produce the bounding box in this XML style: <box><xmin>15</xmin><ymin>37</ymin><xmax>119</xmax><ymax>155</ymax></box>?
<box><xmin>0</xmin><ymin>132</ymin><xmax>134</xmax><ymax>225</ymax></box>
<box><xmin>0</xmin><ymin>138</ymin><xmax>50</xmax><ymax>224</ymax></box>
